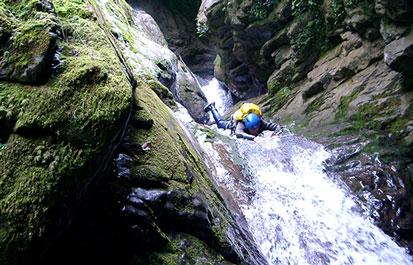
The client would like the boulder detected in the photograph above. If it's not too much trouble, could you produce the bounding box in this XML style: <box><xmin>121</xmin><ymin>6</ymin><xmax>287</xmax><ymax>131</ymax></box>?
<box><xmin>384</xmin><ymin>31</ymin><xmax>413</xmax><ymax>79</ymax></box>
<box><xmin>375</xmin><ymin>0</ymin><xmax>413</xmax><ymax>23</ymax></box>
<box><xmin>303</xmin><ymin>73</ymin><xmax>332</xmax><ymax>100</ymax></box>
<box><xmin>0</xmin><ymin>1</ymin><xmax>132</xmax><ymax>263</ymax></box>
<box><xmin>174</xmin><ymin>59</ymin><xmax>209</xmax><ymax>123</ymax></box>
<box><xmin>130</xmin><ymin>0</ymin><xmax>216</xmax><ymax>77</ymax></box>
<box><xmin>0</xmin><ymin>4</ymin><xmax>58</xmax><ymax>85</ymax></box>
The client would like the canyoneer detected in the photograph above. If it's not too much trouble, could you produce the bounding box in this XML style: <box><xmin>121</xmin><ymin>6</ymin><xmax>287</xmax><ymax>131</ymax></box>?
<box><xmin>204</xmin><ymin>102</ymin><xmax>284</xmax><ymax>140</ymax></box>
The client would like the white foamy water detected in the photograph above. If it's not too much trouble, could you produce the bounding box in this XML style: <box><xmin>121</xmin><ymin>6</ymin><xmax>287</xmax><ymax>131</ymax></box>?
<box><xmin>175</xmin><ymin>104</ymin><xmax>413</xmax><ymax>265</ymax></box>
<box><xmin>199</xmin><ymin>78</ymin><xmax>234</xmax><ymax>115</ymax></box>
<box><xmin>238</xmin><ymin>135</ymin><xmax>412</xmax><ymax>265</ymax></box>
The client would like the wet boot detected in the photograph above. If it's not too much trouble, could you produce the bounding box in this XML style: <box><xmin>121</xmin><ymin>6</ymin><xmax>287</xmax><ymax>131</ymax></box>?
<box><xmin>204</xmin><ymin>102</ymin><xmax>215</xmax><ymax>113</ymax></box>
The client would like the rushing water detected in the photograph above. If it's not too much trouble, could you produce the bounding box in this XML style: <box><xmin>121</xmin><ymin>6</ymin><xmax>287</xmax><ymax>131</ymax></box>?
<box><xmin>88</xmin><ymin>2</ymin><xmax>412</xmax><ymax>263</ymax></box>
<box><xmin>174</xmin><ymin>80</ymin><xmax>413</xmax><ymax>265</ymax></box>
<box><xmin>198</xmin><ymin>77</ymin><xmax>234</xmax><ymax>115</ymax></box>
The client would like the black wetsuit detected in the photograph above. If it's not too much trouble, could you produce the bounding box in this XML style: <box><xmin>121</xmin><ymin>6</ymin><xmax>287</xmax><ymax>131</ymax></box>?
<box><xmin>208</xmin><ymin>104</ymin><xmax>283</xmax><ymax>140</ymax></box>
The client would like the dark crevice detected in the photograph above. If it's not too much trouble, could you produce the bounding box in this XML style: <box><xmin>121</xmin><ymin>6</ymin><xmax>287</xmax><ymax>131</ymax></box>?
<box><xmin>0</xmin><ymin>120</ymin><xmax>15</xmax><ymax>144</ymax></box>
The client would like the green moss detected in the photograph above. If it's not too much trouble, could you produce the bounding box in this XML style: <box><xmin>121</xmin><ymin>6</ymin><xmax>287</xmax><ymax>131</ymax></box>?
<box><xmin>389</xmin><ymin>118</ymin><xmax>409</xmax><ymax>135</ymax></box>
<box><xmin>267</xmin><ymin>64</ymin><xmax>296</xmax><ymax>97</ymax></box>
<box><xmin>269</xmin><ymin>87</ymin><xmax>291</xmax><ymax>112</ymax></box>
<box><xmin>363</xmin><ymin>139</ymin><xmax>381</xmax><ymax>154</ymax></box>
<box><xmin>335</xmin><ymin>91</ymin><xmax>359</xmax><ymax>120</ymax></box>
<box><xmin>0</xmin><ymin>135</ymin><xmax>91</xmax><ymax>253</ymax></box>
<box><xmin>200</xmin><ymin>127</ymin><xmax>216</xmax><ymax>140</ymax></box>
<box><xmin>330</xmin><ymin>0</ymin><xmax>346</xmax><ymax>26</ymax></box>
<box><xmin>332</xmin><ymin>96</ymin><xmax>407</xmax><ymax>140</ymax></box>
<box><xmin>146</xmin><ymin>80</ymin><xmax>176</xmax><ymax>109</ymax></box>
<box><xmin>128</xmin><ymin>86</ymin><xmax>237</xmax><ymax>260</ymax></box>
<box><xmin>129</xmin><ymin>86</ymin><xmax>191</xmax><ymax>187</ymax></box>
<box><xmin>103</xmin><ymin>0</ymin><xmax>139</xmax><ymax>53</ymax></box>
<box><xmin>1</xmin><ymin>14</ymin><xmax>58</xmax><ymax>75</ymax></box>
<box><xmin>246</xmin><ymin>0</ymin><xmax>278</xmax><ymax>21</ymax></box>
<box><xmin>305</xmin><ymin>96</ymin><xmax>324</xmax><ymax>114</ymax></box>
<box><xmin>350</xmin><ymin>103</ymin><xmax>381</xmax><ymax>130</ymax></box>
<box><xmin>268</xmin><ymin>79</ymin><xmax>282</xmax><ymax>97</ymax></box>
<box><xmin>54</xmin><ymin>0</ymin><xmax>93</xmax><ymax>19</ymax></box>
<box><xmin>0</xmin><ymin>1</ymin><xmax>132</xmax><ymax>261</ymax></box>
<box><xmin>0</xmin><ymin>84</ymin><xmax>30</xmax><ymax>122</ymax></box>
<box><xmin>136</xmin><ymin>233</ymin><xmax>230</xmax><ymax>265</ymax></box>
<box><xmin>0</xmin><ymin>3</ymin><xmax>15</xmax><ymax>37</ymax></box>
<box><xmin>388</xmin><ymin>105</ymin><xmax>413</xmax><ymax>136</ymax></box>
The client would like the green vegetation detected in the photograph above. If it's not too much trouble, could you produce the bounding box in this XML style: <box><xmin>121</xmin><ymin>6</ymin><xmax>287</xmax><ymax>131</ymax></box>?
<box><xmin>335</xmin><ymin>91</ymin><xmax>359</xmax><ymax>120</ymax></box>
<box><xmin>126</xmin><ymin>85</ymin><xmax>238</xmax><ymax>261</ymax></box>
<box><xmin>292</xmin><ymin>16</ymin><xmax>326</xmax><ymax>57</ymax></box>
<box><xmin>0</xmin><ymin>0</ymin><xmax>132</xmax><ymax>262</ymax></box>
<box><xmin>305</xmin><ymin>96</ymin><xmax>325</xmax><ymax>114</ymax></box>
<box><xmin>200</xmin><ymin>127</ymin><xmax>216</xmax><ymax>140</ymax></box>
<box><xmin>135</xmin><ymin>233</ymin><xmax>230</xmax><ymax>265</ymax></box>
<box><xmin>330</xmin><ymin>0</ymin><xmax>346</xmax><ymax>26</ymax></box>
<box><xmin>54</xmin><ymin>0</ymin><xmax>93</xmax><ymax>18</ymax></box>
<box><xmin>269</xmin><ymin>87</ymin><xmax>291</xmax><ymax>112</ymax></box>
<box><xmin>332</xmin><ymin>95</ymin><xmax>410</xmax><ymax>150</ymax></box>
<box><xmin>247</xmin><ymin>0</ymin><xmax>278</xmax><ymax>20</ymax></box>
<box><xmin>196</xmin><ymin>20</ymin><xmax>209</xmax><ymax>38</ymax></box>
<box><xmin>350</xmin><ymin>103</ymin><xmax>382</xmax><ymax>130</ymax></box>
<box><xmin>343</xmin><ymin>0</ymin><xmax>377</xmax><ymax>18</ymax></box>
<box><xmin>290</xmin><ymin>0</ymin><xmax>327</xmax><ymax>58</ymax></box>
<box><xmin>291</xmin><ymin>0</ymin><xmax>321</xmax><ymax>16</ymax></box>
<box><xmin>267</xmin><ymin>64</ymin><xmax>296</xmax><ymax>96</ymax></box>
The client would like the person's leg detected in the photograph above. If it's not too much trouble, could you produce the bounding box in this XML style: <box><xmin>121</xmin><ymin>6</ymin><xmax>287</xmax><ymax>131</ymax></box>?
<box><xmin>204</xmin><ymin>102</ymin><xmax>232</xmax><ymax>129</ymax></box>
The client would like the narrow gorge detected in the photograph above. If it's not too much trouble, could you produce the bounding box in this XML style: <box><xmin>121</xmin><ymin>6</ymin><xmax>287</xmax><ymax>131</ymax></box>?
<box><xmin>0</xmin><ymin>0</ymin><xmax>412</xmax><ymax>264</ymax></box>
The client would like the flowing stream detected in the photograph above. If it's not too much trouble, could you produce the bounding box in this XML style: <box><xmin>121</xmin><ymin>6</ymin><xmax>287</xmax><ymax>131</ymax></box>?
<box><xmin>93</xmin><ymin>1</ymin><xmax>412</xmax><ymax>262</ymax></box>
<box><xmin>175</xmin><ymin>78</ymin><xmax>413</xmax><ymax>265</ymax></box>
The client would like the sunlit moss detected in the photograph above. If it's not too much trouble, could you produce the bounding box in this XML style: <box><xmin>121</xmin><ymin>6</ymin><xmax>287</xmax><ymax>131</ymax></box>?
<box><xmin>0</xmin><ymin>0</ymin><xmax>132</xmax><ymax>262</ymax></box>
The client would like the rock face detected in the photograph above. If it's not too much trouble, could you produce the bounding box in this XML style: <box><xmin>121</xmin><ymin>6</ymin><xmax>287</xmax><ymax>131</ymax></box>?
<box><xmin>0</xmin><ymin>0</ymin><xmax>264</xmax><ymax>264</ymax></box>
<box><xmin>128</xmin><ymin>0</ymin><xmax>216</xmax><ymax>77</ymax></box>
<box><xmin>384</xmin><ymin>31</ymin><xmax>413</xmax><ymax>81</ymax></box>
<box><xmin>201</xmin><ymin>0</ymin><xmax>413</xmax><ymax>250</ymax></box>
<box><xmin>98</xmin><ymin>0</ymin><xmax>210</xmax><ymax>123</ymax></box>
<box><xmin>0</xmin><ymin>1</ymin><xmax>58</xmax><ymax>84</ymax></box>
<box><xmin>42</xmin><ymin>84</ymin><xmax>266</xmax><ymax>265</ymax></box>
<box><xmin>0</xmin><ymin>1</ymin><xmax>132</xmax><ymax>263</ymax></box>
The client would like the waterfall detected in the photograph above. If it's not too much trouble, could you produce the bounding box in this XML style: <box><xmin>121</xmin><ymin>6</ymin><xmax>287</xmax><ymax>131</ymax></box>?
<box><xmin>174</xmin><ymin>96</ymin><xmax>413</xmax><ymax>265</ymax></box>
<box><xmin>198</xmin><ymin>77</ymin><xmax>234</xmax><ymax>115</ymax></box>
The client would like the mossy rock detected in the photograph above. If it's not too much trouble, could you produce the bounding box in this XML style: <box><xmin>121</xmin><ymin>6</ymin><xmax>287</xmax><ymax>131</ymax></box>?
<box><xmin>134</xmin><ymin>233</ymin><xmax>233</xmax><ymax>265</ymax></box>
<box><xmin>0</xmin><ymin>0</ymin><xmax>132</xmax><ymax>262</ymax></box>
<box><xmin>0</xmin><ymin>2</ymin><xmax>59</xmax><ymax>85</ymax></box>
<box><xmin>123</xmin><ymin>85</ymin><xmax>249</xmax><ymax>263</ymax></box>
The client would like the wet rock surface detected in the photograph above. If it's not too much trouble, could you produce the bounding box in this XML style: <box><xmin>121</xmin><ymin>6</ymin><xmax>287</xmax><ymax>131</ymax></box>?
<box><xmin>41</xmin><ymin>86</ymin><xmax>267</xmax><ymax>265</ymax></box>
<box><xmin>0</xmin><ymin>1</ymin><xmax>59</xmax><ymax>85</ymax></box>
<box><xmin>0</xmin><ymin>1</ymin><xmax>132</xmax><ymax>263</ymax></box>
<box><xmin>384</xmin><ymin>31</ymin><xmax>413</xmax><ymax>81</ymax></box>
<box><xmin>201</xmin><ymin>0</ymin><xmax>413</xmax><ymax>252</ymax></box>
<box><xmin>323</xmin><ymin>135</ymin><xmax>412</xmax><ymax>242</ymax></box>
<box><xmin>128</xmin><ymin>0</ymin><xmax>216</xmax><ymax>77</ymax></box>
<box><xmin>100</xmin><ymin>0</ymin><xmax>210</xmax><ymax>123</ymax></box>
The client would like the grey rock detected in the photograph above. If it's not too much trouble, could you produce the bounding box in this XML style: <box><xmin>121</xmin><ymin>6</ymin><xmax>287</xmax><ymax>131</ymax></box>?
<box><xmin>303</xmin><ymin>73</ymin><xmax>332</xmax><ymax>100</ymax></box>
<box><xmin>380</xmin><ymin>18</ymin><xmax>409</xmax><ymax>44</ymax></box>
<box><xmin>384</xmin><ymin>31</ymin><xmax>413</xmax><ymax>77</ymax></box>
<box><xmin>174</xmin><ymin>59</ymin><xmax>210</xmax><ymax>123</ymax></box>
